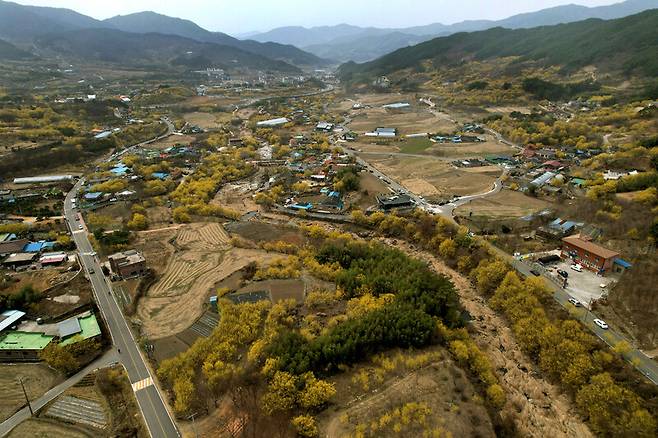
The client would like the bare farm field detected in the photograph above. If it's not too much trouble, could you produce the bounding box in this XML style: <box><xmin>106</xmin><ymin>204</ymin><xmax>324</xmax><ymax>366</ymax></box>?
<box><xmin>426</xmin><ymin>137</ymin><xmax>517</xmax><ymax>158</ymax></box>
<box><xmin>367</xmin><ymin>156</ymin><xmax>500</xmax><ymax>199</ymax></box>
<box><xmin>455</xmin><ymin>189</ymin><xmax>553</xmax><ymax>219</ymax></box>
<box><xmin>211</xmin><ymin>176</ymin><xmax>261</xmax><ymax>214</ymax></box>
<box><xmin>183</xmin><ymin>112</ymin><xmax>222</xmax><ymax>130</ymax></box>
<box><xmin>349</xmin><ymin>108</ymin><xmax>456</xmax><ymax>136</ymax></box>
<box><xmin>8</xmin><ymin>418</ymin><xmax>92</xmax><ymax>438</ymax></box>
<box><xmin>136</xmin><ymin>222</ymin><xmax>278</xmax><ymax>339</ymax></box>
<box><xmin>145</xmin><ymin>134</ymin><xmax>195</xmax><ymax>151</ymax></box>
<box><xmin>0</xmin><ymin>363</ymin><xmax>62</xmax><ymax>422</ymax></box>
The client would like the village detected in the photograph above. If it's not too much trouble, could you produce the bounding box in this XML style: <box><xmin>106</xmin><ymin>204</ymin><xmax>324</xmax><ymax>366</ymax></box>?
<box><xmin>0</xmin><ymin>71</ymin><xmax>654</xmax><ymax>438</ymax></box>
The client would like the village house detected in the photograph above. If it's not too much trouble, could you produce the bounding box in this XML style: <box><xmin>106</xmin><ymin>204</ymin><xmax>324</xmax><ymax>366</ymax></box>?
<box><xmin>108</xmin><ymin>250</ymin><xmax>147</xmax><ymax>279</ymax></box>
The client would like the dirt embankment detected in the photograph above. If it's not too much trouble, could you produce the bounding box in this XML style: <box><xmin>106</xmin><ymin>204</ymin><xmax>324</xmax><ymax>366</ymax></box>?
<box><xmin>386</xmin><ymin>239</ymin><xmax>593</xmax><ymax>438</ymax></box>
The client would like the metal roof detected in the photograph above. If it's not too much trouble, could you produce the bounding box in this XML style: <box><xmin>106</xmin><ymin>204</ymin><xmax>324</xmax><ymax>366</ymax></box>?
<box><xmin>0</xmin><ymin>331</ymin><xmax>53</xmax><ymax>350</ymax></box>
<box><xmin>0</xmin><ymin>310</ymin><xmax>26</xmax><ymax>333</ymax></box>
<box><xmin>13</xmin><ymin>175</ymin><xmax>73</xmax><ymax>184</ymax></box>
<box><xmin>563</xmin><ymin>235</ymin><xmax>620</xmax><ymax>259</ymax></box>
<box><xmin>58</xmin><ymin>317</ymin><xmax>82</xmax><ymax>338</ymax></box>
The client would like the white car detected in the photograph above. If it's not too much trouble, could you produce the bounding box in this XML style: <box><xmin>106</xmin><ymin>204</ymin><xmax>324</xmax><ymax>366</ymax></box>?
<box><xmin>570</xmin><ymin>264</ymin><xmax>583</xmax><ymax>272</ymax></box>
<box><xmin>568</xmin><ymin>297</ymin><xmax>581</xmax><ymax>307</ymax></box>
<box><xmin>78</xmin><ymin>224</ymin><xmax>83</xmax><ymax>230</ymax></box>
<box><xmin>593</xmin><ymin>319</ymin><xmax>609</xmax><ymax>330</ymax></box>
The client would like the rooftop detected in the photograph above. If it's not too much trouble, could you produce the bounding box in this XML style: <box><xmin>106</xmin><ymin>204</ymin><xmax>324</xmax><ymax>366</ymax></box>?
<box><xmin>109</xmin><ymin>249</ymin><xmax>145</xmax><ymax>266</ymax></box>
<box><xmin>60</xmin><ymin>313</ymin><xmax>101</xmax><ymax>346</ymax></box>
<box><xmin>0</xmin><ymin>310</ymin><xmax>26</xmax><ymax>333</ymax></box>
<box><xmin>2</xmin><ymin>253</ymin><xmax>38</xmax><ymax>264</ymax></box>
<box><xmin>563</xmin><ymin>235</ymin><xmax>620</xmax><ymax>259</ymax></box>
<box><xmin>0</xmin><ymin>331</ymin><xmax>54</xmax><ymax>350</ymax></box>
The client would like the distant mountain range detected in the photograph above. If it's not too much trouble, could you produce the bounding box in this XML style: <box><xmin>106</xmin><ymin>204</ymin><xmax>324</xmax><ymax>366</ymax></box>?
<box><xmin>338</xmin><ymin>9</ymin><xmax>658</xmax><ymax>80</ymax></box>
<box><xmin>0</xmin><ymin>0</ymin><xmax>327</xmax><ymax>71</ymax></box>
<box><xmin>249</xmin><ymin>0</ymin><xmax>658</xmax><ymax>62</ymax></box>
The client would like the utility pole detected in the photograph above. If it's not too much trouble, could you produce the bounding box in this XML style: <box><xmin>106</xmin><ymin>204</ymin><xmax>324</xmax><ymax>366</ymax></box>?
<box><xmin>19</xmin><ymin>378</ymin><xmax>33</xmax><ymax>416</ymax></box>
<box><xmin>187</xmin><ymin>412</ymin><xmax>199</xmax><ymax>438</ymax></box>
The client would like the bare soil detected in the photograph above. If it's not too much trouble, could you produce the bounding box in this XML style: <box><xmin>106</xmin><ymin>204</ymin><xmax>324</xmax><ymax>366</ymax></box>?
<box><xmin>8</xmin><ymin>418</ymin><xmax>92</xmax><ymax>438</ymax></box>
<box><xmin>136</xmin><ymin>223</ymin><xmax>278</xmax><ymax>339</ymax></box>
<box><xmin>455</xmin><ymin>189</ymin><xmax>553</xmax><ymax>219</ymax></box>
<box><xmin>0</xmin><ymin>363</ymin><xmax>62</xmax><ymax>423</ymax></box>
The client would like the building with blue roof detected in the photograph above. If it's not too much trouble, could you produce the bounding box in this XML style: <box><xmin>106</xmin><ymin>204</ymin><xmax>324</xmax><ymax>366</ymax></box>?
<box><xmin>84</xmin><ymin>192</ymin><xmax>104</xmax><ymax>201</ymax></box>
<box><xmin>151</xmin><ymin>172</ymin><xmax>169</xmax><ymax>180</ymax></box>
<box><xmin>110</xmin><ymin>165</ymin><xmax>129</xmax><ymax>176</ymax></box>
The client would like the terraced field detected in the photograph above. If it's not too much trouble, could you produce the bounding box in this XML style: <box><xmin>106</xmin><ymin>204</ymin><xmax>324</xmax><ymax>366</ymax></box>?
<box><xmin>137</xmin><ymin>223</ymin><xmax>276</xmax><ymax>339</ymax></box>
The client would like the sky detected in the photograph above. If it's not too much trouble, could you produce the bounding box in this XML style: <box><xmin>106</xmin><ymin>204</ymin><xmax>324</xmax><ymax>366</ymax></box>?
<box><xmin>13</xmin><ymin>0</ymin><xmax>622</xmax><ymax>35</ymax></box>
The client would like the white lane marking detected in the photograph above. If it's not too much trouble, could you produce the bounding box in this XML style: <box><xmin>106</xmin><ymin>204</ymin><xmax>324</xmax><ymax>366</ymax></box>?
<box><xmin>132</xmin><ymin>377</ymin><xmax>153</xmax><ymax>392</ymax></box>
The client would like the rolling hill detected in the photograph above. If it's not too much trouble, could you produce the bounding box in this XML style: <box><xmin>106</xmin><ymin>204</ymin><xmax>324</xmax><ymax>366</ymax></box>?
<box><xmin>338</xmin><ymin>9</ymin><xmax>658</xmax><ymax>80</ymax></box>
<box><xmin>35</xmin><ymin>29</ymin><xmax>301</xmax><ymax>73</ymax></box>
<box><xmin>250</xmin><ymin>0</ymin><xmax>658</xmax><ymax>62</ymax></box>
<box><xmin>104</xmin><ymin>11</ymin><xmax>329</xmax><ymax>67</ymax></box>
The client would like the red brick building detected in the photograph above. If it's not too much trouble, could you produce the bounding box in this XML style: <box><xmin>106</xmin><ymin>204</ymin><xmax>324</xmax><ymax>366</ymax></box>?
<box><xmin>561</xmin><ymin>235</ymin><xmax>619</xmax><ymax>275</ymax></box>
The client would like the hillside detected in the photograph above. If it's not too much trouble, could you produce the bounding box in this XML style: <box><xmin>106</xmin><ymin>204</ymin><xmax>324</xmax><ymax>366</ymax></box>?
<box><xmin>338</xmin><ymin>10</ymin><xmax>658</xmax><ymax>80</ymax></box>
<box><xmin>0</xmin><ymin>38</ymin><xmax>34</xmax><ymax>60</ymax></box>
<box><xmin>250</xmin><ymin>0</ymin><xmax>658</xmax><ymax>62</ymax></box>
<box><xmin>105</xmin><ymin>11</ymin><xmax>329</xmax><ymax>67</ymax></box>
<box><xmin>34</xmin><ymin>29</ymin><xmax>300</xmax><ymax>73</ymax></box>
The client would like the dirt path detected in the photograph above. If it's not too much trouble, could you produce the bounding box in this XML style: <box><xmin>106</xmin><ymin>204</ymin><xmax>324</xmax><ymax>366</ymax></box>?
<box><xmin>137</xmin><ymin>223</ymin><xmax>278</xmax><ymax>339</ymax></box>
<box><xmin>385</xmin><ymin>239</ymin><xmax>593</xmax><ymax>438</ymax></box>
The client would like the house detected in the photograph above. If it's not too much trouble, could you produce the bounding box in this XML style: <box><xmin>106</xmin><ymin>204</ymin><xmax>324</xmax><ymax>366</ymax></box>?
<box><xmin>537</xmin><ymin>218</ymin><xmax>581</xmax><ymax>240</ymax></box>
<box><xmin>316</xmin><ymin>121</ymin><xmax>334</xmax><ymax>132</ymax></box>
<box><xmin>23</xmin><ymin>241</ymin><xmax>55</xmax><ymax>253</ymax></box>
<box><xmin>256</xmin><ymin>117</ymin><xmax>289</xmax><ymax>127</ymax></box>
<box><xmin>0</xmin><ymin>331</ymin><xmax>54</xmax><ymax>362</ymax></box>
<box><xmin>58</xmin><ymin>312</ymin><xmax>101</xmax><ymax>346</ymax></box>
<box><xmin>570</xmin><ymin>178</ymin><xmax>586</xmax><ymax>188</ymax></box>
<box><xmin>2</xmin><ymin>253</ymin><xmax>38</xmax><ymax>267</ymax></box>
<box><xmin>108</xmin><ymin>250</ymin><xmax>147</xmax><ymax>279</ymax></box>
<box><xmin>39</xmin><ymin>252</ymin><xmax>68</xmax><ymax>266</ymax></box>
<box><xmin>0</xmin><ymin>239</ymin><xmax>28</xmax><ymax>256</ymax></box>
<box><xmin>377</xmin><ymin>194</ymin><xmax>414</xmax><ymax>211</ymax></box>
<box><xmin>542</xmin><ymin>160</ymin><xmax>564</xmax><ymax>170</ymax></box>
<box><xmin>84</xmin><ymin>192</ymin><xmax>104</xmax><ymax>201</ymax></box>
<box><xmin>561</xmin><ymin>235</ymin><xmax>620</xmax><ymax>275</ymax></box>
<box><xmin>151</xmin><ymin>172</ymin><xmax>169</xmax><ymax>180</ymax></box>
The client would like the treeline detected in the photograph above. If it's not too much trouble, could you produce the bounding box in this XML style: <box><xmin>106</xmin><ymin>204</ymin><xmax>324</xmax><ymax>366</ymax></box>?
<box><xmin>348</xmin><ymin>208</ymin><xmax>658</xmax><ymax>436</ymax></box>
<box><xmin>522</xmin><ymin>78</ymin><xmax>600</xmax><ymax>101</ymax></box>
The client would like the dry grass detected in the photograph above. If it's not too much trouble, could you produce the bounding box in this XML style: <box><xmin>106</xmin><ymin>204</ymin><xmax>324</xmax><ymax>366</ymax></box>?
<box><xmin>8</xmin><ymin>418</ymin><xmax>91</xmax><ymax>438</ymax></box>
<box><xmin>366</xmin><ymin>156</ymin><xmax>500</xmax><ymax>199</ymax></box>
<box><xmin>136</xmin><ymin>223</ymin><xmax>279</xmax><ymax>339</ymax></box>
<box><xmin>455</xmin><ymin>189</ymin><xmax>553</xmax><ymax>219</ymax></box>
<box><xmin>0</xmin><ymin>364</ymin><xmax>62</xmax><ymax>422</ymax></box>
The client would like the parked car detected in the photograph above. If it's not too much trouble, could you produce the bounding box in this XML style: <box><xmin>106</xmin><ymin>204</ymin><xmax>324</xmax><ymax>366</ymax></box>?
<box><xmin>530</xmin><ymin>269</ymin><xmax>541</xmax><ymax>277</ymax></box>
<box><xmin>570</xmin><ymin>264</ymin><xmax>583</xmax><ymax>272</ymax></box>
<box><xmin>78</xmin><ymin>224</ymin><xmax>83</xmax><ymax>230</ymax></box>
<box><xmin>568</xmin><ymin>297</ymin><xmax>581</xmax><ymax>307</ymax></box>
<box><xmin>593</xmin><ymin>319</ymin><xmax>609</xmax><ymax>330</ymax></box>
<box><xmin>558</xmin><ymin>269</ymin><xmax>569</xmax><ymax>278</ymax></box>
<box><xmin>88</xmin><ymin>268</ymin><xmax>95</xmax><ymax>275</ymax></box>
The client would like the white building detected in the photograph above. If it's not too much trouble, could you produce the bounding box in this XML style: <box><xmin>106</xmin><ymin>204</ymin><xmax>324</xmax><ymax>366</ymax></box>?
<box><xmin>256</xmin><ymin>117</ymin><xmax>290</xmax><ymax>127</ymax></box>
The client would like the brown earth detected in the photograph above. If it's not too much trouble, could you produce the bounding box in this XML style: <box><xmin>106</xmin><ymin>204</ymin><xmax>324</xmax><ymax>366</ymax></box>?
<box><xmin>387</xmin><ymin>238</ymin><xmax>593</xmax><ymax>438</ymax></box>
<box><xmin>8</xmin><ymin>418</ymin><xmax>92</xmax><ymax>438</ymax></box>
<box><xmin>136</xmin><ymin>223</ymin><xmax>278</xmax><ymax>339</ymax></box>
<box><xmin>0</xmin><ymin>363</ymin><xmax>62</xmax><ymax>422</ymax></box>
<box><xmin>455</xmin><ymin>189</ymin><xmax>554</xmax><ymax>219</ymax></box>
<box><xmin>367</xmin><ymin>156</ymin><xmax>500</xmax><ymax>199</ymax></box>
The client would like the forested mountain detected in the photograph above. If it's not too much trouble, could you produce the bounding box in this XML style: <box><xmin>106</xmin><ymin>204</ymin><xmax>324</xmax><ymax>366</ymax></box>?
<box><xmin>0</xmin><ymin>0</ymin><xmax>326</xmax><ymax>68</ymax></box>
<box><xmin>104</xmin><ymin>12</ymin><xmax>329</xmax><ymax>67</ymax></box>
<box><xmin>249</xmin><ymin>0</ymin><xmax>658</xmax><ymax>62</ymax></box>
<box><xmin>35</xmin><ymin>29</ymin><xmax>301</xmax><ymax>72</ymax></box>
<box><xmin>338</xmin><ymin>10</ymin><xmax>658</xmax><ymax>80</ymax></box>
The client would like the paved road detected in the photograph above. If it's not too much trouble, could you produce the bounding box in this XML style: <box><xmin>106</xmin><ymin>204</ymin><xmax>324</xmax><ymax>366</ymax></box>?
<box><xmin>0</xmin><ymin>351</ymin><xmax>118</xmax><ymax>437</ymax></box>
<box><xmin>65</xmin><ymin>183</ymin><xmax>179</xmax><ymax>438</ymax></box>
<box><xmin>493</xmin><ymin>247</ymin><xmax>658</xmax><ymax>386</ymax></box>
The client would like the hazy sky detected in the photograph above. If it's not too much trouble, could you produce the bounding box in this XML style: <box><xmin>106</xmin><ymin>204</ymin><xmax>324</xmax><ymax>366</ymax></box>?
<box><xmin>14</xmin><ymin>0</ymin><xmax>622</xmax><ymax>35</ymax></box>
